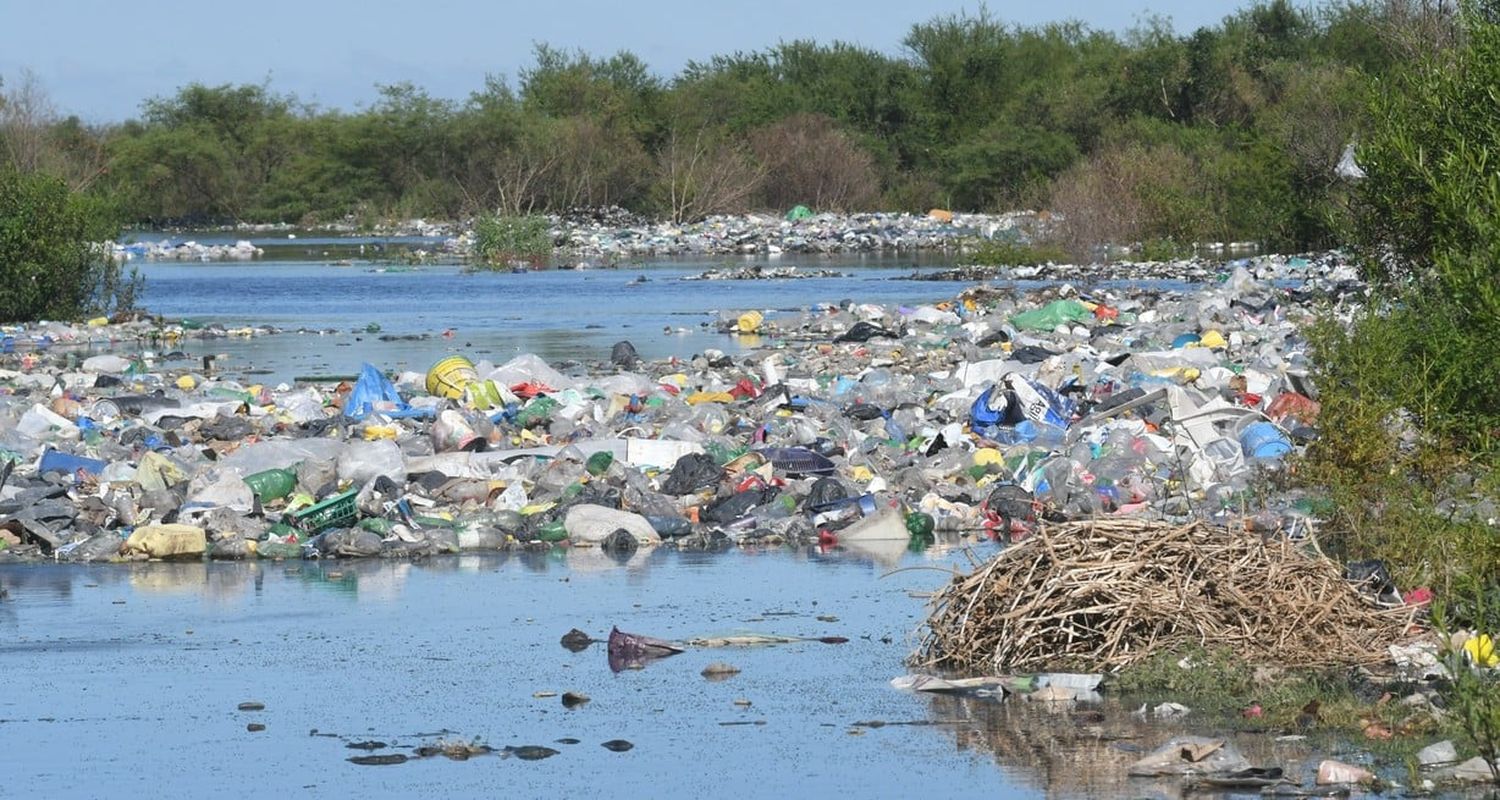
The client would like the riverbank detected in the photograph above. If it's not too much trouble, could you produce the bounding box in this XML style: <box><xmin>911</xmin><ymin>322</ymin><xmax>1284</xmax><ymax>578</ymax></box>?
<box><xmin>112</xmin><ymin>209</ymin><xmax>1043</xmax><ymax>264</ymax></box>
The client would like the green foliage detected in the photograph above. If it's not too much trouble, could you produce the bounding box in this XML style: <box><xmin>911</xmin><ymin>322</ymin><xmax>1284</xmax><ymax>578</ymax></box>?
<box><xmin>471</xmin><ymin>214</ymin><xmax>552</xmax><ymax>268</ymax></box>
<box><xmin>941</xmin><ymin>124</ymin><xmax>1078</xmax><ymax>210</ymax></box>
<box><xmin>1137</xmin><ymin>238</ymin><xmax>1195</xmax><ymax>261</ymax></box>
<box><xmin>0</xmin><ymin>170</ymin><xmax>136</xmax><ymax>321</ymax></box>
<box><xmin>1321</xmin><ymin>6</ymin><xmax>1500</xmax><ymax>455</ymax></box>
<box><xmin>0</xmin><ymin>2</ymin><xmax>1408</xmax><ymax>243</ymax></box>
<box><xmin>966</xmin><ymin>239</ymin><xmax>1071</xmax><ymax>266</ymax></box>
<box><xmin>1433</xmin><ymin>585</ymin><xmax>1500</xmax><ymax>781</ymax></box>
<box><xmin>1113</xmin><ymin>644</ymin><xmax>1256</xmax><ymax>703</ymax></box>
<box><xmin>1302</xmin><ymin>309</ymin><xmax>1500</xmax><ymax>592</ymax></box>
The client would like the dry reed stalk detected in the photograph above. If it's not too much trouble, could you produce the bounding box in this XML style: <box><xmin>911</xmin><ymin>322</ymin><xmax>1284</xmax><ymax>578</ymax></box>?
<box><xmin>914</xmin><ymin>519</ymin><xmax>1415</xmax><ymax>674</ymax></box>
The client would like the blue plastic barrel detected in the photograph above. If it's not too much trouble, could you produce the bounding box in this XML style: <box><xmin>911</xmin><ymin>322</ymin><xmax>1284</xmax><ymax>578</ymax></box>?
<box><xmin>1240</xmin><ymin>421</ymin><xmax>1292</xmax><ymax>459</ymax></box>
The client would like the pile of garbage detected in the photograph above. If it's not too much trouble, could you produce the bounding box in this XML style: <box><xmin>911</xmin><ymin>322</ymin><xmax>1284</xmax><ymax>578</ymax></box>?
<box><xmin>111</xmin><ymin>239</ymin><xmax>264</xmax><ymax>262</ymax></box>
<box><xmin>914</xmin><ymin>518</ymin><xmax>1414</xmax><ymax>674</ymax></box>
<box><xmin>0</xmin><ymin>254</ymin><xmax>1361</xmax><ymax>565</ymax></box>
<box><xmin>451</xmin><ymin>209</ymin><xmax>1041</xmax><ymax>259</ymax></box>
<box><xmin>917</xmin><ymin>252</ymin><xmax>1364</xmax><ymax>289</ymax></box>
<box><xmin>680</xmin><ymin>265</ymin><xmax>850</xmax><ymax>281</ymax></box>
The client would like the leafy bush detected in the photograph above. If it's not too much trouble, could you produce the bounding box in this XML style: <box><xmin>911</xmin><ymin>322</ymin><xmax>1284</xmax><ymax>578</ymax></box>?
<box><xmin>748</xmin><ymin>113</ymin><xmax>880</xmax><ymax>211</ymax></box>
<box><xmin>0</xmin><ymin>170</ymin><xmax>136</xmax><ymax>321</ymax></box>
<box><xmin>1344</xmin><ymin>8</ymin><xmax>1500</xmax><ymax>444</ymax></box>
<box><xmin>470</xmin><ymin>213</ymin><xmax>552</xmax><ymax>268</ymax></box>
<box><xmin>966</xmin><ymin>238</ymin><xmax>1071</xmax><ymax>266</ymax></box>
<box><xmin>1303</xmin><ymin>310</ymin><xmax>1500</xmax><ymax>592</ymax></box>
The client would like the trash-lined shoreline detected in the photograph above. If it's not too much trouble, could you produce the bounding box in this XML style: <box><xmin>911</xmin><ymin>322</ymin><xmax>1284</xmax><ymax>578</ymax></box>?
<box><xmin>2</xmin><ymin>252</ymin><xmax>1349</xmax><ymax>565</ymax></box>
<box><xmin>108</xmin><ymin>209</ymin><xmax>1257</xmax><ymax>263</ymax></box>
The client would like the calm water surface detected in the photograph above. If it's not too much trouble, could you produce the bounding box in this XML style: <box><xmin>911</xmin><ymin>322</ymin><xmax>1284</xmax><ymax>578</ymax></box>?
<box><xmin>135</xmin><ymin>254</ymin><xmax>958</xmax><ymax>383</ymax></box>
<box><xmin>1</xmin><ymin>544</ymin><xmax>1051</xmax><ymax>799</ymax></box>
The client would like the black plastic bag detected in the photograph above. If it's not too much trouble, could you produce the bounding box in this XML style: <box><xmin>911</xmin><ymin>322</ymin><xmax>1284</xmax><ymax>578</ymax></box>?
<box><xmin>835</xmin><ymin>321</ymin><xmax>897</xmax><ymax>343</ymax></box>
<box><xmin>806</xmin><ymin>476</ymin><xmax>850</xmax><ymax>511</ymax></box>
<box><xmin>610</xmin><ymin>340</ymin><xmax>639</xmax><ymax>368</ymax></box>
<box><xmin>659</xmin><ymin>452</ymin><xmax>724</xmax><ymax>495</ymax></box>
<box><xmin>701</xmin><ymin>486</ymin><xmax>777</xmax><ymax>525</ymax></box>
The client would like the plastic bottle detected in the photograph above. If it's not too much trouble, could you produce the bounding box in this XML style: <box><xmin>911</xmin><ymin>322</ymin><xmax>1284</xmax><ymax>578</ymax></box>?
<box><xmin>537</xmin><ymin>519</ymin><xmax>569</xmax><ymax>543</ymax></box>
<box><xmin>586</xmin><ymin>450</ymin><xmax>615</xmax><ymax>476</ymax></box>
<box><xmin>243</xmin><ymin>467</ymin><xmax>298</xmax><ymax>502</ymax></box>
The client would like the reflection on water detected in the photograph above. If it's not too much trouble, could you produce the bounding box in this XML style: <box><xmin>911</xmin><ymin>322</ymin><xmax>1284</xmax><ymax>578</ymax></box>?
<box><xmin>922</xmin><ymin>694</ymin><xmax>1331</xmax><ymax>800</ymax></box>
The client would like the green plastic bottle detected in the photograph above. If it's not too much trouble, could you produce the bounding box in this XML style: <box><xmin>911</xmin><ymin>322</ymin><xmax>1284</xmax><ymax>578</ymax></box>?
<box><xmin>537</xmin><ymin>519</ymin><xmax>569</xmax><ymax>543</ymax></box>
<box><xmin>905</xmin><ymin>511</ymin><xmax>935</xmax><ymax>537</ymax></box>
<box><xmin>243</xmin><ymin>467</ymin><xmax>298</xmax><ymax>502</ymax></box>
<box><xmin>586</xmin><ymin>451</ymin><xmax>614</xmax><ymax>476</ymax></box>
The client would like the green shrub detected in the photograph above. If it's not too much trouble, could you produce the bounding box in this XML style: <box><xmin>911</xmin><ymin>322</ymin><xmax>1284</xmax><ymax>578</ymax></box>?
<box><xmin>470</xmin><ymin>213</ymin><xmax>552</xmax><ymax>268</ymax></box>
<box><xmin>1345</xmin><ymin>8</ymin><xmax>1500</xmax><ymax>445</ymax></box>
<box><xmin>1303</xmin><ymin>310</ymin><xmax>1500</xmax><ymax>591</ymax></box>
<box><xmin>966</xmin><ymin>238</ymin><xmax>1071</xmax><ymax>266</ymax></box>
<box><xmin>1136</xmin><ymin>237</ymin><xmax>1194</xmax><ymax>261</ymax></box>
<box><xmin>0</xmin><ymin>170</ymin><xmax>136</xmax><ymax>322</ymax></box>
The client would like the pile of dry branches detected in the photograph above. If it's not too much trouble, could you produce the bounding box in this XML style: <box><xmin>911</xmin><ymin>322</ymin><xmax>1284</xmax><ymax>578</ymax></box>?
<box><xmin>915</xmin><ymin>519</ymin><xmax>1415</xmax><ymax>674</ymax></box>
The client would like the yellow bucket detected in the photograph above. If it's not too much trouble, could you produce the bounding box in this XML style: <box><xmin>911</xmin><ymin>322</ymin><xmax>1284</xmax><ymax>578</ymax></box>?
<box><xmin>426</xmin><ymin>355</ymin><xmax>478</xmax><ymax>400</ymax></box>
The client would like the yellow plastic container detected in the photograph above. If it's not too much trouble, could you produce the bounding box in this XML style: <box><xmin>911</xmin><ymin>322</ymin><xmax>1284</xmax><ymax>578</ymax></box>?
<box><xmin>426</xmin><ymin>355</ymin><xmax>479</xmax><ymax>400</ymax></box>
<box><xmin>1464</xmin><ymin>633</ymin><xmax>1498</xmax><ymax>668</ymax></box>
<box><xmin>737</xmin><ymin>311</ymin><xmax>764</xmax><ymax>334</ymax></box>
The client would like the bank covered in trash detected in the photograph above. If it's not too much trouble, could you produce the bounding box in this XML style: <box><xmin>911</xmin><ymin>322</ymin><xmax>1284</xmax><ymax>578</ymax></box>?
<box><xmin>0</xmin><ymin>253</ymin><xmax>1353</xmax><ymax>564</ymax></box>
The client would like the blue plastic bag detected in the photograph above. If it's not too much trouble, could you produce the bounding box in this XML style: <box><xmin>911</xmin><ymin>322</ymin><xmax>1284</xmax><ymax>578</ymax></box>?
<box><xmin>344</xmin><ymin>363</ymin><xmax>406</xmax><ymax>419</ymax></box>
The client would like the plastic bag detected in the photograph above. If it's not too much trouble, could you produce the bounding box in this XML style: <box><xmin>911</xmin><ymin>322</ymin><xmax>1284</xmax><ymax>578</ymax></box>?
<box><xmin>659</xmin><ymin>452</ymin><xmax>723</xmax><ymax>495</ymax></box>
<box><xmin>344</xmin><ymin>363</ymin><xmax>406</xmax><ymax>419</ymax></box>
<box><xmin>1010</xmin><ymin>299</ymin><xmax>1090</xmax><ymax>332</ymax></box>
<box><xmin>337</xmin><ymin>439</ymin><xmax>406</xmax><ymax>486</ymax></box>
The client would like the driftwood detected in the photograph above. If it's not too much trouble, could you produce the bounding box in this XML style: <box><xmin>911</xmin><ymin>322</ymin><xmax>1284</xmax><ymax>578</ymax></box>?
<box><xmin>915</xmin><ymin>519</ymin><xmax>1414</xmax><ymax>674</ymax></box>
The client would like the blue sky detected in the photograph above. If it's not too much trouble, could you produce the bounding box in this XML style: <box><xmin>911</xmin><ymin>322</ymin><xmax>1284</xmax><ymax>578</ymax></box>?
<box><xmin>4</xmin><ymin>0</ymin><xmax>1253</xmax><ymax>122</ymax></box>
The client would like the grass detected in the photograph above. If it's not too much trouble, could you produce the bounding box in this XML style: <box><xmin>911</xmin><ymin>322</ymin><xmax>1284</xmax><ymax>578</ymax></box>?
<box><xmin>966</xmin><ymin>238</ymin><xmax>1072</xmax><ymax>267</ymax></box>
<box><xmin>470</xmin><ymin>213</ymin><xmax>552</xmax><ymax>269</ymax></box>
<box><xmin>1110</xmin><ymin>643</ymin><xmax>1451</xmax><ymax>765</ymax></box>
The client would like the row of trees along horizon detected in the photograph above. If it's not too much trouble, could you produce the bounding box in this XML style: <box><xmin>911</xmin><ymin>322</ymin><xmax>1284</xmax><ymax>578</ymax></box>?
<box><xmin>0</xmin><ymin>1</ymin><xmax>1463</xmax><ymax>259</ymax></box>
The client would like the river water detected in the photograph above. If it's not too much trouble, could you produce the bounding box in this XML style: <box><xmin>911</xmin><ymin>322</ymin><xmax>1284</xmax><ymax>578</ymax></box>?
<box><xmin>1</xmin><ymin>543</ymin><xmax>1061</xmax><ymax>798</ymax></box>
<box><xmin>133</xmin><ymin>245</ymin><xmax>961</xmax><ymax>385</ymax></box>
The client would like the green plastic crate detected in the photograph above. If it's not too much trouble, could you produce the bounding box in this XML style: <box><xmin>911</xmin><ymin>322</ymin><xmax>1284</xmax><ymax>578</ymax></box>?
<box><xmin>288</xmin><ymin>489</ymin><xmax>359</xmax><ymax>533</ymax></box>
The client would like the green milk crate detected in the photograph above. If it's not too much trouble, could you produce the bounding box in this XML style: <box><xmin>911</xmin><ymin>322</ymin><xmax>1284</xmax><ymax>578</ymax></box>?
<box><xmin>287</xmin><ymin>489</ymin><xmax>359</xmax><ymax>533</ymax></box>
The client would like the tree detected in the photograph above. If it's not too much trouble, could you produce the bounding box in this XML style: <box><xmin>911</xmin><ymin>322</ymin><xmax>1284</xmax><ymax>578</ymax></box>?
<box><xmin>0</xmin><ymin>170</ymin><xmax>134</xmax><ymax>322</ymax></box>
<box><xmin>748</xmin><ymin>113</ymin><xmax>879</xmax><ymax>210</ymax></box>
<box><xmin>1</xmin><ymin>70</ymin><xmax>109</xmax><ymax>191</ymax></box>
<box><xmin>653</xmin><ymin>120</ymin><xmax>765</xmax><ymax>223</ymax></box>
